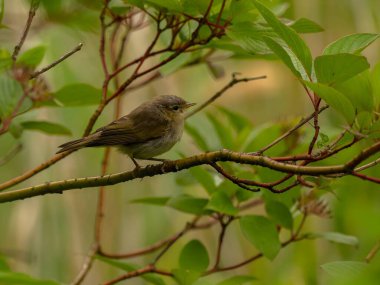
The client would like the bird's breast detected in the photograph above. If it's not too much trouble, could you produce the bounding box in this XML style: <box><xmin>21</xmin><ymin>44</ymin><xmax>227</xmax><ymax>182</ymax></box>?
<box><xmin>119</xmin><ymin>118</ymin><xmax>184</xmax><ymax>159</ymax></box>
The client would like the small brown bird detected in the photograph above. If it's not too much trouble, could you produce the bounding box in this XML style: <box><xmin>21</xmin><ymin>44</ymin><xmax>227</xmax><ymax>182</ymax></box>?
<box><xmin>57</xmin><ymin>95</ymin><xmax>195</xmax><ymax>167</ymax></box>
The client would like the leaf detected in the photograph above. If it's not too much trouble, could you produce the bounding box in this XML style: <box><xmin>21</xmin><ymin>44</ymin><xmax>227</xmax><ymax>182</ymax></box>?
<box><xmin>217</xmin><ymin>275</ymin><xmax>257</xmax><ymax>285</ymax></box>
<box><xmin>188</xmin><ymin>167</ymin><xmax>216</xmax><ymax>194</ymax></box>
<box><xmin>179</xmin><ymin>240</ymin><xmax>209</xmax><ymax>272</ymax></box>
<box><xmin>53</xmin><ymin>83</ymin><xmax>102</xmax><ymax>106</ymax></box>
<box><xmin>0</xmin><ymin>272</ymin><xmax>60</xmax><ymax>285</ymax></box>
<box><xmin>371</xmin><ymin>61</ymin><xmax>380</xmax><ymax>107</ymax></box>
<box><xmin>0</xmin><ymin>254</ymin><xmax>10</xmax><ymax>271</ymax></box>
<box><xmin>265</xmin><ymin>200</ymin><xmax>293</xmax><ymax>230</ymax></box>
<box><xmin>262</xmin><ymin>36</ymin><xmax>302</xmax><ymax>79</ymax></box>
<box><xmin>321</xmin><ymin>261</ymin><xmax>368</xmax><ymax>279</ymax></box>
<box><xmin>323</xmin><ymin>33</ymin><xmax>380</xmax><ymax>55</ymax></box>
<box><xmin>0</xmin><ymin>74</ymin><xmax>25</xmax><ymax>119</ymax></box>
<box><xmin>305</xmin><ymin>82</ymin><xmax>355</xmax><ymax>124</ymax></box>
<box><xmin>309</xmin><ymin>232</ymin><xmax>359</xmax><ymax>247</ymax></box>
<box><xmin>20</xmin><ymin>121</ymin><xmax>72</xmax><ymax>136</ymax></box>
<box><xmin>159</xmin><ymin>52</ymin><xmax>196</xmax><ymax>76</ymax></box>
<box><xmin>185</xmin><ymin>123</ymin><xmax>209</xmax><ymax>151</ymax></box>
<box><xmin>130</xmin><ymin>196</ymin><xmax>170</xmax><ymax>206</ymax></box>
<box><xmin>146</xmin><ymin>0</ymin><xmax>183</xmax><ymax>12</ymax></box>
<box><xmin>217</xmin><ymin>107</ymin><xmax>252</xmax><ymax>131</ymax></box>
<box><xmin>95</xmin><ymin>255</ymin><xmax>165</xmax><ymax>285</ymax></box>
<box><xmin>334</xmin><ymin>70</ymin><xmax>373</xmax><ymax>112</ymax></box>
<box><xmin>289</xmin><ymin>18</ymin><xmax>324</xmax><ymax>34</ymax></box>
<box><xmin>0</xmin><ymin>49</ymin><xmax>12</xmax><ymax>71</ymax></box>
<box><xmin>253</xmin><ymin>0</ymin><xmax>313</xmax><ymax>76</ymax></box>
<box><xmin>314</xmin><ymin>54</ymin><xmax>370</xmax><ymax>85</ymax></box>
<box><xmin>225</xmin><ymin>22</ymin><xmax>274</xmax><ymax>55</ymax></box>
<box><xmin>206</xmin><ymin>191</ymin><xmax>238</xmax><ymax>215</ymax></box>
<box><xmin>240</xmin><ymin>215</ymin><xmax>281</xmax><ymax>260</ymax></box>
<box><xmin>173</xmin><ymin>268</ymin><xmax>201</xmax><ymax>285</ymax></box>
<box><xmin>17</xmin><ymin>46</ymin><xmax>46</xmax><ymax>68</ymax></box>
<box><xmin>0</xmin><ymin>0</ymin><xmax>4</xmax><ymax>24</ymax></box>
<box><xmin>167</xmin><ymin>194</ymin><xmax>208</xmax><ymax>215</ymax></box>
<box><xmin>207</xmin><ymin>113</ymin><xmax>234</xmax><ymax>149</ymax></box>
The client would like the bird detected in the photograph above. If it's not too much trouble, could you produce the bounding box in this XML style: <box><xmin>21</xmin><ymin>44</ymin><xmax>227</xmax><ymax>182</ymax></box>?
<box><xmin>57</xmin><ymin>95</ymin><xmax>196</xmax><ymax>167</ymax></box>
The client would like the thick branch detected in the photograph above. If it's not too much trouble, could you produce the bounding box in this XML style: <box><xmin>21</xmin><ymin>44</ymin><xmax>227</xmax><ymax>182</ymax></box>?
<box><xmin>0</xmin><ymin>150</ymin><xmax>360</xmax><ymax>203</ymax></box>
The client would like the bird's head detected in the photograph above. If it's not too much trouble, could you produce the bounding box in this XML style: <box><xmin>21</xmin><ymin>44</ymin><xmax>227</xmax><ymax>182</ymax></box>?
<box><xmin>153</xmin><ymin>95</ymin><xmax>195</xmax><ymax>118</ymax></box>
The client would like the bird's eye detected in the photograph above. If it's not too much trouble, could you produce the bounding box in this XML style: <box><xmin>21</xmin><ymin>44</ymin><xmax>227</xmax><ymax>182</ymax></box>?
<box><xmin>172</xmin><ymin>105</ymin><xmax>179</xmax><ymax>111</ymax></box>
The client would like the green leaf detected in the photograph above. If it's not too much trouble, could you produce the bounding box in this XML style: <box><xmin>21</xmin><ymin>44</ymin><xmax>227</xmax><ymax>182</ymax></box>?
<box><xmin>17</xmin><ymin>46</ymin><xmax>46</xmax><ymax>68</ymax></box>
<box><xmin>95</xmin><ymin>255</ymin><xmax>165</xmax><ymax>285</ymax></box>
<box><xmin>20</xmin><ymin>121</ymin><xmax>72</xmax><ymax>136</ymax></box>
<box><xmin>130</xmin><ymin>196</ymin><xmax>170</xmax><ymax>206</ymax></box>
<box><xmin>262</xmin><ymin>36</ymin><xmax>302</xmax><ymax>79</ymax></box>
<box><xmin>369</xmin><ymin>119</ymin><xmax>380</xmax><ymax>139</ymax></box>
<box><xmin>173</xmin><ymin>268</ymin><xmax>201</xmax><ymax>285</ymax></box>
<box><xmin>0</xmin><ymin>272</ymin><xmax>60</xmax><ymax>285</ymax></box>
<box><xmin>53</xmin><ymin>83</ymin><xmax>102</xmax><ymax>106</ymax></box>
<box><xmin>167</xmin><ymin>194</ymin><xmax>208</xmax><ymax>215</ymax></box>
<box><xmin>305</xmin><ymin>82</ymin><xmax>355</xmax><ymax>124</ymax></box>
<box><xmin>188</xmin><ymin>167</ymin><xmax>216</xmax><ymax>194</ymax></box>
<box><xmin>0</xmin><ymin>255</ymin><xmax>10</xmax><ymax>271</ymax></box>
<box><xmin>309</xmin><ymin>232</ymin><xmax>359</xmax><ymax>247</ymax></box>
<box><xmin>334</xmin><ymin>71</ymin><xmax>373</xmax><ymax>112</ymax></box>
<box><xmin>371</xmin><ymin>61</ymin><xmax>380</xmax><ymax>107</ymax></box>
<box><xmin>0</xmin><ymin>49</ymin><xmax>12</xmax><ymax>71</ymax></box>
<box><xmin>321</xmin><ymin>261</ymin><xmax>368</xmax><ymax>279</ymax></box>
<box><xmin>146</xmin><ymin>0</ymin><xmax>182</xmax><ymax>12</ymax></box>
<box><xmin>314</xmin><ymin>54</ymin><xmax>370</xmax><ymax>85</ymax></box>
<box><xmin>0</xmin><ymin>74</ymin><xmax>25</xmax><ymax>119</ymax></box>
<box><xmin>217</xmin><ymin>275</ymin><xmax>257</xmax><ymax>285</ymax></box>
<box><xmin>253</xmin><ymin>0</ymin><xmax>313</xmax><ymax>76</ymax></box>
<box><xmin>185</xmin><ymin>123</ymin><xmax>209</xmax><ymax>151</ymax></box>
<box><xmin>240</xmin><ymin>215</ymin><xmax>281</xmax><ymax>260</ymax></box>
<box><xmin>225</xmin><ymin>22</ymin><xmax>274</xmax><ymax>55</ymax></box>
<box><xmin>289</xmin><ymin>18</ymin><xmax>324</xmax><ymax>34</ymax></box>
<box><xmin>159</xmin><ymin>52</ymin><xmax>199</xmax><ymax>76</ymax></box>
<box><xmin>356</xmin><ymin>111</ymin><xmax>372</xmax><ymax>131</ymax></box>
<box><xmin>179</xmin><ymin>240</ymin><xmax>209</xmax><ymax>272</ymax></box>
<box><xmin>323</xmin><ymin>33</ymin><xmax>380</xmax><ymax>55</ymax></box>
<box><xmin>217</xmin><ymin>107</ymin><xmax>252</xmax><ymax>131</ymax></box>
<box><xmin>0</xmin><ymin>0</ymin><xmax>4</xmax><ymax>24</ymax></box>
<box><xmin>206</xmin><ymin>191</ymin><xmax>238</xmax><ymax>215</ymax></box>
<box><xmin>265</xmin><ymin>200</ymin><xmax>293</xmax><ymax>230</ymax></box>
<box><xmin>207</xmin><ymin>113</ymin><xmax>234</xmax><ymax>149</ymax></box>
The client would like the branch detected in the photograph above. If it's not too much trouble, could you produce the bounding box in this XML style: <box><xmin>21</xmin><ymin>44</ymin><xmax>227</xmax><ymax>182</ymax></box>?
<box><xmin>0</xmin><ymin>144</ymin><xmax>22</xmax><ymax>166</ymax></box>
<box><xmin>12</xmin><ymin>0</ymin><xmax>40</xmax><ymax>61</ymax></box>
<box><xmin>257</xmin><ymin>105</ymin><xmax>329</xmax><ymax>154</ymax></box>
<box><xmin>0</xmin><ymin>149</ymin><xmax>368</xmax><ymax>203</ymax></box>
<box><xmin>70</xmin><ymin>243</ymin><xmax>99</xmax><ymax>285</ymax></box>
<box><xmin>186</xmin><ymin>74</ymin><xmax>267</xmax><ymax>118</ymax></box>
<box><xmin>30</xmin><ymin>43</ymin><xmax>83</xmax><ymax>79</ymax></box>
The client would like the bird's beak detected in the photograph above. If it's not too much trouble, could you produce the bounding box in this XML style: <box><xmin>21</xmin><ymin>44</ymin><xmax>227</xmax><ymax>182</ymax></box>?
<box><xmin>184</xmin><ymin>102</ymin><xmax>196</xmax><ymax>109</ymax></box>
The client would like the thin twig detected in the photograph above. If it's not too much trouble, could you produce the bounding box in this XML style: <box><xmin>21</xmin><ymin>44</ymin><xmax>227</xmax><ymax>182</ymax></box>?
<box><xmin>365</xmin><ymin>240</ymin><xmax>380</xmax><ymax>263</ymax></box>
<box><xmin>70</xmin><ymin>242</ymin><xmax>99</xmax><ymax>285</ymax></box>
<box><xmin>30</xmin><ymin>43</ymin><xmax>83</xmax><ymax>79</ymax></box>
<box><xmin>12</xmin><ymin>0</ymin><xmax>40</xmax><ymax>61</ymax></box>
<box><xmin>186</xmin><ymin>73</ymin><xmax>267</xmax><ymax>118</ymax></box>
<box><xmin>257</xmin><ymin>105</ymin><xmax>329</xmax><ymax>154</ymax></box>
<box><xmin>0</xmin><ymin>144</ymin><xmax>23</xmax><ymax>166</ymax></box>
<box><xmin>355</xmin><ymin>157</ymin><xmax>380</xmax><ymax>172</ymax></box>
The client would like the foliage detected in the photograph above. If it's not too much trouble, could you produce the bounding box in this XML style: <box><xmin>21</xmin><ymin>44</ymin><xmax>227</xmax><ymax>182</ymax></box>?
<box><xmin>1</xmin><ymin>0</ymin><xmax>380</xmax><ymax>285</ymax></box>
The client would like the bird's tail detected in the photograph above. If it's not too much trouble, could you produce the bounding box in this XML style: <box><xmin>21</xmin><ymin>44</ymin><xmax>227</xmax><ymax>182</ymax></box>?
<box><xmin>56</xmin><ymin>137</ymin><xmax>88</xmax><ymax>154</ymax></box>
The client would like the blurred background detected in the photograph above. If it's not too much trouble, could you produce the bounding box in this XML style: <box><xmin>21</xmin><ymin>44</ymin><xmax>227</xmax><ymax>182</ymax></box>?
<box><xmin>1</xmin><ymin>0</ymin><xmax>380</xmax><ymax>284</ymax></box>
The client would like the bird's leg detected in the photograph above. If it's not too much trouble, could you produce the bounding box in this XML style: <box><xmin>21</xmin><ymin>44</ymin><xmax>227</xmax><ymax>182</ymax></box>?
<box><xmin>130</xmin><ymin>157</ymin><xmax>141</xmax><ymax>169</ymax></box>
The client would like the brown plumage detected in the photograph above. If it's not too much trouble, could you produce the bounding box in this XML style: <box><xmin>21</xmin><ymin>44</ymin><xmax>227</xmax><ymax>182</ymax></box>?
<box><xmin>57</xmin><ymin>95</ymin><xmax>195</xmax><ymax>166</ymax></box>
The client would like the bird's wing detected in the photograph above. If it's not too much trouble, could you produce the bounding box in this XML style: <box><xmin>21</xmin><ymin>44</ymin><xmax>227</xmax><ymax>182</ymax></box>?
<box><xmin>88</xmin><ymin>110</ymin><xmax>169</xmax><ymax>146</ymax></box>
